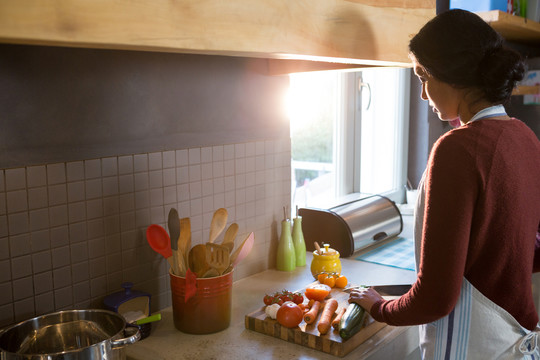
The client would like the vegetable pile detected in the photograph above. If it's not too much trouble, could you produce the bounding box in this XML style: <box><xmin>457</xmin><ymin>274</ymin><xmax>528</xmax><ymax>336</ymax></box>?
<box><xmin>259</xmin><ymin>275</ymin><xmax>368</xmax><ymax>340</ymax></box>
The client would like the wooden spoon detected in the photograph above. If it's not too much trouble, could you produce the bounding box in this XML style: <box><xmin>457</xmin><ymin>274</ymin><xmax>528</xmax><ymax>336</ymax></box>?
<box><xmin>178</xmin><ymin>217</ymin><xmax>191</xmax><ymax>275</ymax></box>
<box><xmin>221</xmin><ymin>223</ymin><xmax>238</xmax><ymax>252</ymax></box>
<box><xmin>205</xmin><ymin>242</ymin><xmax>230</xmax><ymax>275</ymax></box>
<box><xmin>168</xmin><ymin>208</ymin><xmax>180</xmax><ymax>275</ymax></box>
<box><xmin>208</xmin><ymin>208</ymin><xmax>228</xmax><ymax>243</ymax></box>
<box><xmin>188</xmin><ymin>244</ymin><xmax>209</xmax><ymax>278</ymax></box>
<box><xmin>314</xmin><ymin>241</ymin><xmax>322</xmax><ymax>255</ymax></box>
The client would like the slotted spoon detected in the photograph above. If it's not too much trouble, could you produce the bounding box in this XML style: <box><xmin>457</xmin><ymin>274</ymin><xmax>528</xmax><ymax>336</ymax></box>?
<box><xmin>205</xmin><ymin>242</ymin><xmax>230</xmax><ymax>275</ymax></box>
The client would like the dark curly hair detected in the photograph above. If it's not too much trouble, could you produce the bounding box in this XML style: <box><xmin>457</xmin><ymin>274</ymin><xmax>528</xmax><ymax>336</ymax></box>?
<box><xmin>409</xmin><ymin>9</ymin><xmax>526</xmax><ymax>104</ymax></box>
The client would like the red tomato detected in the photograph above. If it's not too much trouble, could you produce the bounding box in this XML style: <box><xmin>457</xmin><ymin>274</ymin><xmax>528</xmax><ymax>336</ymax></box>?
<box><xmin>263</xmin><ymin>294</ymin><xmax>274</xmax><ymax>306</ymax></box>
<box><xmin>276</xmin><ymin>301</ymin><xmax>303</xmax><ymax>328</ymax></box>
<box><xmin>292</xmin><ymin>292</ymin><xmax>304</xmax><ymax>304</ymax></box>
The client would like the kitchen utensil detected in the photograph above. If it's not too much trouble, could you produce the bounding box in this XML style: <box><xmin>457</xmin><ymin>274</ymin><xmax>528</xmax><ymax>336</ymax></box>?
<box><xmin>135</xmin><ymin>313</ymin><xmax>162</xmax><ymax>325</ymax></box>
<box><xmin>221</xmin><ymin>222</ymin><xmax>238</xmax><ymax>252</ymax></box>
<box><xmin>0</xmin><ymin>309</ymin><xmax>140</xmax><ymax>360</ymax></box>
<box><xmin>226</xmin><ymin>232</ymin><xmax>254</xmax><ymax>273</ymax></box>
<box><xmin>206</xmin><ymin>242</ymin><xmax>230</xmax><ymax>275</ymax></box>
<box><xmin>188</xmin><ymin>244</ymin><xmax>209</xmax><ymax>277</ymax></box>
<box><xmin>208</xmin><ymin>208</ymin><xmax>228</xmax><ymax>243</ymax></box>
<box><xmin>168</xmin><ymin>208</ymin><xmax>181</xmax><ymax>275</ymax></box>
<box><xmin>314</xmin><ymin>241</ymin><xmax>322</xmax><ymax>255</ymax></box>
<box><xmin>202</xmin><ymin>268</ymin><xmax>220</xmax><ymax>278</ymax></box>
<box><xmin>146</xmin><ymin>224</ymin><xmax>174</xmax><ymax>269</ymax></box>
<box><xmin>170</xmin><ymin>270</ymin><xmax>233</xmax><ymax>334</ymax></box>
<box><xmin>178</xmin><ymin>217</ymin><xmax>191</xmax><ymax>276</ymax></box>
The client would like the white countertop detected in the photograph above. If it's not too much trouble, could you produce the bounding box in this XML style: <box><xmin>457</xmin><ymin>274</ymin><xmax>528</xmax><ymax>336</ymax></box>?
<box><xmin>126</xmin><ymin>216</ymin><xmax>419</xmax><ymax>360</ymax></box>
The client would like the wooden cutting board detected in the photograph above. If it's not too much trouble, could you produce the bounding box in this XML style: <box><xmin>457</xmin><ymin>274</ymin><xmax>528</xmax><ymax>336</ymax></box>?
<box><xmin>244</xmin><ymin>283</ymin><xmax>395</xmax><ymax>358</ymax></box>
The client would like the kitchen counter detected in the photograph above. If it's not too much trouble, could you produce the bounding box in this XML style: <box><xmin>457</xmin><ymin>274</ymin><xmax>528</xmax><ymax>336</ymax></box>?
<box><xmin>126</xmin><ymin>215</ymin><xmax>418</xmax><ymax>360</ymax></box>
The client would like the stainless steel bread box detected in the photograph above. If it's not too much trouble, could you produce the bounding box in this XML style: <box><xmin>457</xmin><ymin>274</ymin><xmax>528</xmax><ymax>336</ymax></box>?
<box><xmin>299</xmin><ymin>194</ymin><xmax>403</xmax><ymax>257</ymax></box>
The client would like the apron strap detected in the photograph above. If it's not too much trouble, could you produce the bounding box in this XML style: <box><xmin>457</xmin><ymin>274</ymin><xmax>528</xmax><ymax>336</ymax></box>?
<box><xmin>519</xmin><ymin>331</ymin><xmax>539</xmax><ymax>355</ymax></box>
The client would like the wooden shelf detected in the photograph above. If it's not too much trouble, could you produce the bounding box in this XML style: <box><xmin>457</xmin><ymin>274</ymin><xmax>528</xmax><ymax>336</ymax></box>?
<box><xmin>512</xmin><ymin>85</ymin><xmax>540</xmax><ymax>95</ymax></box>
<box><xmin>0</xmin><ymin>0</ymin><xmax>435</xmax><ymax>68</ymax></box>
<box><xmin>477</xmin><ymin>10</ymin><xmax>540</xmax><ymax>44</ymax></box>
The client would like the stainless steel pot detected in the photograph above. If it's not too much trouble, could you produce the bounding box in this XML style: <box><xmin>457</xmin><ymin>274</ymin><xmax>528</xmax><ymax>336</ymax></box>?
<box><xmin>0</xmin><ymin>309</ymin><xmax>140</xmax><ymax>360</ymax></box>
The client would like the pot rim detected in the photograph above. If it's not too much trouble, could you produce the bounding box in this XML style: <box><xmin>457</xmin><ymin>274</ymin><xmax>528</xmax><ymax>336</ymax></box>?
<box><xmin>0</xmin><ymin>309</ymin><xmax>138</xmax><ymax>357</ymax></box>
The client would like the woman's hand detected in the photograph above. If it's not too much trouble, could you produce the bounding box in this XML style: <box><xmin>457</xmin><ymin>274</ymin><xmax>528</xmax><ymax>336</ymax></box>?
<box><xmin>348</xmin><ymin>287</ymin><xmax>384</xmax><ymax>312</ymax></box>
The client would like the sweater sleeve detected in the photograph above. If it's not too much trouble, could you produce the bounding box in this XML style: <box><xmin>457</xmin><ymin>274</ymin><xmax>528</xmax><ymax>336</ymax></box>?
<box><xmin>370</xmin><ymin>132</ymin><xmax>477</xmax><ymax>325</ymax></box>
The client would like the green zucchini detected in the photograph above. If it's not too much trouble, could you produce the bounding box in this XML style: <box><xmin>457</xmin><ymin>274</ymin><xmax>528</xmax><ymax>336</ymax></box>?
<box><xmin>338</xmin><ymin>303</ymin><xmax>367</xmax><ymax>340</ymax></box>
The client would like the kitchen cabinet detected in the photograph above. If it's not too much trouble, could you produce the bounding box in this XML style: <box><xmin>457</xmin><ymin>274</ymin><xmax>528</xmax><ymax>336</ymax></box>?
<box><xmin>0</xmin><ymin>0</ymin><xmax>435</xmax><ymax>70</ymax></box>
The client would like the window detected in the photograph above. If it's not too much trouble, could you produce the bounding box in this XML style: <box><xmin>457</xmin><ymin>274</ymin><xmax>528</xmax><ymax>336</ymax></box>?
<box><xmin>288</xmin><ymin>67</ymin><xmax>410</xmax><ymax>211</ymax></box>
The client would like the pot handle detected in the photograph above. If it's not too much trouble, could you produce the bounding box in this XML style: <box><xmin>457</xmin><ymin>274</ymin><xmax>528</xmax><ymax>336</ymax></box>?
<box><xmin>111</xmin><ymin>324</ymin><xmax>141</xmax><ymax>349</ymax></box>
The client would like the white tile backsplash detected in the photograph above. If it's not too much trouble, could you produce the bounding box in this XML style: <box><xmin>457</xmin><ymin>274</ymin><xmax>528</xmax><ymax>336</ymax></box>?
<box><xmin>46</xmin><ymin>163</ymin><xmax>66</xmax><ymax>185</ymax></box>
<box><xmin>7</xmin><ymin>190</ymin><xmax>28</xmax><ymax>213</ymax></box>
<box><xmin>188</xmin><ymin>148</ymin><xmax>200</xmax><ymax>164</ymax></box>
<box><xmin>118</xmin><ymin>156</ymin><xmax>133</xmax><ymax>175</ymax></box>
<box><xmin>5</xmin><ymin>168</ymin><xmax>26</xmax><ymax>191</ymax></box>
<box><xmin>148</xmin><ymin>152</ymin><xmax>162</xmax><ymax>171</ymax></box>
<box><xmin>101</xmin><ymin>157</ymin><xmax>118</xmax><ymax>177</ymax></box>
<box><xmin>27</xmin><ymin>166</ymin><xmax>47</xmax><ymax>188</ymax></box>
<box><xmin>67</xmin><ymin>161</ymin><xmax>85</xmax><ymax>182</ymax></box>
<box><xmin>0</xmin><ymin>139</ymin><xmax>291</xmax><ymax>327</ymax></box>
<box><xmin>84</xmin><ymin>159</ymin><xmax>101</xmax><ymax>179</ymax></box>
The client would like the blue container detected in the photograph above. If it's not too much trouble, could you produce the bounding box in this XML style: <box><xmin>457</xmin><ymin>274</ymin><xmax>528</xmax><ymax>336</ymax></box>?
<box><xmin>450</xmin><ymin>0</ymin><xmax>507</xmax><ymax>12</ymax></box>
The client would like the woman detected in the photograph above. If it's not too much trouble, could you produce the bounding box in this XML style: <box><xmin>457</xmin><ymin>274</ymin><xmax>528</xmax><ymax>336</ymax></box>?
<box><xmin>349</xmin><ymin>9</ymin><xmax>540</xmax><ymax>359</ymax></box>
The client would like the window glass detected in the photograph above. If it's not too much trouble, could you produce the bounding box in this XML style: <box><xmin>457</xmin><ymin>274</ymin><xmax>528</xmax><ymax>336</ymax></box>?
<box><xmin>288</xmin><ymin>72</ymin><xmax>338</xmax><ymax>209</ymax></box>
<box><xmin>289</xmin><ymin>68</ymin><xmax>409</xmax><ymax>211</ymax></box>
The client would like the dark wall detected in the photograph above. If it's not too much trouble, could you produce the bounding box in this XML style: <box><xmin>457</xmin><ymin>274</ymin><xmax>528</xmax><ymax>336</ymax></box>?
<box><xmin>0</xmin><ymin>44</ymin><xmax>290</xmax><ymax>169</ymax></box>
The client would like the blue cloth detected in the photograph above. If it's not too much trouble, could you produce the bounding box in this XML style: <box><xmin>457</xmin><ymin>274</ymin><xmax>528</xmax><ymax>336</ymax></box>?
<box><xmin>356</xmin><ymin>237</ymin><xmax>415</xmax><ymax>271</ymax></box>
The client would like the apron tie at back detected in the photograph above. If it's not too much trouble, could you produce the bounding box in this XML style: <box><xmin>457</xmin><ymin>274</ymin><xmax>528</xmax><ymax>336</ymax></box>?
<box><xmin>519</xmin><ymin>331</ymin><xmax>538</xmax><ymax>355</ymax></box>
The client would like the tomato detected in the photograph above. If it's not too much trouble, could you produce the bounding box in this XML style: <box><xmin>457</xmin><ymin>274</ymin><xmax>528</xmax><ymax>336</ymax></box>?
<box><xmin>263</xmin><ymin>294</ymin><xmax>275</xmax><ymax>306</ymax></box>
<box><xmin>304</xmin><ymin>284</ymin><xmax>331</xmax><ymax>301</ymax></box>
<box><xmin>317</xmin><ymin>273</ymin><xmax>328</xmax><ymax>283</ymax></box>
<box><xmin>323</xmin><ymin>275</ymin><xmax>336</xmax><ymax>288</ymax></box>
<box><xmin>292</xmin><ymin>292</ymin><xmax>304</xmax><ymax>305</ymax></box>
<box><xmin>279</xmin><ymin>294</ymin><xmax>292</xmax><ymax>303</ymax></box>
<box><xmin>335</xmin><ymin>275</ymin><xmax>348</xmax><ymax>288</ymax></box>
<box><xmin>276</xmin><ymin>301</ymin><xmax>303</xmax><ymax>328</ymax></box>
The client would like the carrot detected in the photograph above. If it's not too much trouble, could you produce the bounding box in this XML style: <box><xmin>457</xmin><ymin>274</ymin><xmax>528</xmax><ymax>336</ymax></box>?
<box><xmin>307</xmin><ymin>299</ymin><xmax>315</xmax><ymax>309</ymax></box>
<box><xmin>303</xmin><ymin>300</ymin><xmax>321</xmax><ymax>324</ymax></box>
<box><xmin>317</xmin><ymin>298</ymin><xmax>339</xmax><ymax>334</ymax></box>
<box><xmin>331</xmin><ymin>307</ymin><xmax>347</xmax><ymax>330</ymax></box>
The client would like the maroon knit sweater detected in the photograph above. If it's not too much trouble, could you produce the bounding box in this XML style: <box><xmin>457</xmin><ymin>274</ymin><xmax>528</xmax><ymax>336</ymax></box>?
<box><xmin>371</xmin><ymin>119</ymin><xmax>540</xmax><ymax>330</ymax></box>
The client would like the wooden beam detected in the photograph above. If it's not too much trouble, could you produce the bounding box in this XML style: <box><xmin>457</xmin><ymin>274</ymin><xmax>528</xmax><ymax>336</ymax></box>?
<box><xmin>0</xmin><ymin>0</ymin><xmax>435</xmax><ymax>66</ymax></box>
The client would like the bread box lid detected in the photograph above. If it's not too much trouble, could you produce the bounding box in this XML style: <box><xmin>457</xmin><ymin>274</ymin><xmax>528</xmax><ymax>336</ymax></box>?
<box><xmin>299</xmin><ymin>194</ymin><xmax>402</xmax><ymax>257</ymax></box>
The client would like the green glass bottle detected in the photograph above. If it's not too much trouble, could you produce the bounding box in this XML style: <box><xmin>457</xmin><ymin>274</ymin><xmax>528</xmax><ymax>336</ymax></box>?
<box><xmin>292</xmin><ymin>216</ymin><xmax>306</xmax><ymax>267</ymax></box>
<box><xmin>276</xmin><ymin>219</ymin><xmax>296</xmax><ymax>271</ymax></box>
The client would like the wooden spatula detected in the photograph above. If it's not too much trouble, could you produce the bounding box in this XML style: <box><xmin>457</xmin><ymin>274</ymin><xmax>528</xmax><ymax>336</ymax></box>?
<box><xmin>209</xmin><ymin>208</ymin><xmax>228</xmax><ymax>243</ymax></box>
<box><xmin>221</xmin><ymin>223</ymin><xmax>238</xmax><ymax>252</ymax></box>
<box><xmin>178</xmin><ymin>217</ymin><xmax>191</xmax><ymax>276</ymax></box>
<box><xmin>188</xmin><ymin>244</ymin><xmax>209</xmax><ymax>278</ymax></box>
<box><xmin>205</xmin><ymin>242</ymin><xmax>230</xmax><ymax>275</ymax></box>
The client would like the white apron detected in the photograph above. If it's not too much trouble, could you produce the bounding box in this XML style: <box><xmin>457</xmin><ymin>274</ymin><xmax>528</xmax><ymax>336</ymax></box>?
<box><xmin>413</xmin><ymin>172</ymin><xmax>540</xmax><ymax>359</ymax></box>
